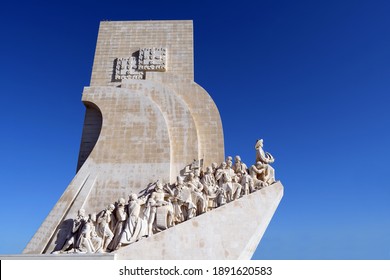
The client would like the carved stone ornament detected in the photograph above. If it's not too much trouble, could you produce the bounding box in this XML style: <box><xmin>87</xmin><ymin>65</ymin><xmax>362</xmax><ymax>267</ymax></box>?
<box><xmin>115</xmin><ymin>57</ymin><xmax>144</xmax><ymax>80</ymax></box>
<box><xmin>138</xmin><ymin>47</ymin><xmax>167</xmax><ymax>71</ymax></box>
<box><xmin>114</xmin><ymin>47</ymin><xmax>167</xmax><ymax>80</ymax></box>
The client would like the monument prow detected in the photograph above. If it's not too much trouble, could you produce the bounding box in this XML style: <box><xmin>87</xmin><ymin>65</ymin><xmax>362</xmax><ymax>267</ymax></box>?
<box><xmin>115</xmin><ymin>182</ymin><xmax>283</xmax><ymax>260</ymax></box>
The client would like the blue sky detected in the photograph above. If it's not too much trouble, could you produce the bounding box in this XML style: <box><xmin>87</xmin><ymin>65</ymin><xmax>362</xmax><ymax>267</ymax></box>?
<box><xmin>0</xmin><ymin>0</ymin><xmax>389</xmax><ymax>259</ymax></box>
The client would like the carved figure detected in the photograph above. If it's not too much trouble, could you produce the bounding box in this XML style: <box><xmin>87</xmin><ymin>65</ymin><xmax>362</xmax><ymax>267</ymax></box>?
<box><xmin>187</xmin><ymin>172</ymin><xmax>207</xmax><ymax>215</ymax></box>
<box><xmin>249</xmin><ymin>162</ymin><xmax>267</xmax><ymax>189</ymax></box>
<box><xmin>216</xmin><ymin>160</ymin><xmax>240</xmax><ymax>202</ymax></box>
<box><xmin>88</xmin><ymin>213</ymin><xmax>103</xmax><ymax>253</ymax></box>
<box><xmin>255</xmin><ymin>139</ymin><xmax>276</xmax><ymax>185</ymax></box>
<box><xmin>53</xmin><ymin>209</ymin><xmax>86</xmax><ymax>253</ymax></box>
<box><xmin>211</xmin><ymin>162</ymin><xmax>219</xmax><ymax>177</ymax></box>
<box><xmin>79</xmin><ymin>214</ymin><xmax>103</xmax><ymax>253</ymax></box>
<box><xmin>96</xmin><ymin>204</ymin><xmax>115</xmax><ymax>251</ymax></box>
<box><xmin>146</xmin><ymin>182</ymin><xmax>172</xmax><ymax>236</ymax></box>
<box><xmin>231</xmin><ymin>176</ymin><xmax>243</xmax><ymax>200</ymax></box>
<box><xmin>201</xmin><ymin>166</ymin><xmax>223</xmax><ymax>209</ymax></box>
<box><xmin>240</xmin><ymin>172</ymin><xmax>253</xmax><ymax>195</ymax></box>
<box><xmin>175</xmin><ymin>176</ymin><xmax>197</xmax><ymax>220</ymax></box>
<box><xmin>165</xmin><ymin>177</ymin><xmax>186</xmax><ymax>223</ymax></box>
<box><xmin>119</xmin><ymin>194</ymin><xmax>148</xmax><ymax>247</ymax></box>
<box><xmin>215</xmin><ymin>161</ymin><xmax>227</xmax><ymax>186</ymax></box>
<box><xmin>107</xmin><ymin>198</ymin><xmax>128</xmax><ymax>251</ymax></box>
<box><xmin>233</xmin><ymin>155</ymin><xmax>247</xmax><ymax>177</ymax></box>
<box><xmin>225</xmin><ymin>156</ymin><xmax>233</xmax><ymax>167</ymax></box>
<box><xmin>233</xmin><ymin>155</ymin><xmax>252</xmax><ymax>195</ymax></box>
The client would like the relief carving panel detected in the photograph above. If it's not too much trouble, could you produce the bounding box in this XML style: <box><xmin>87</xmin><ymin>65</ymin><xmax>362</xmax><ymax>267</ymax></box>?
<box><xmin>114</xmin><ymin>48</ymin><xmax>167</xmax><ymax>80</ymax></box>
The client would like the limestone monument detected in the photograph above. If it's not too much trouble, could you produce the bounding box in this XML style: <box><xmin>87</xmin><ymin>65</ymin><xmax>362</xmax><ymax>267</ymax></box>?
<box><xmin>20</xmin><ymin>20</ymin><xmax>283</xmax><ymax>260</ymax></box>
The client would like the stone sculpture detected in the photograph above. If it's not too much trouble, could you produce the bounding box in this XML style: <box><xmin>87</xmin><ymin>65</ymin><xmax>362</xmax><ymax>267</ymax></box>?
<box><xmin>88</xmin><ymin>213</ymin><xmax>104</xmax><ymax>253</ymax></box>
<box><xmin>186</xmin><ymin>172</ymin><xmax>207</xmax><ymax>215</ymax></box>
<box><xmin>172</xmin><ymin>175</ymin><xmax>197</xmax><ymax>221</ymax></box>
<box><xmin>234</xmin><ymin>156</ymin><xmax>253</xmax><ymax>195</ymax></box>
<box><xmin>79</xmin><ymin>214</ymin><xmax>103</xmax><ymax>253</ymax></box>
<box><xmin>233</xmin><ymin>156</ymin><xmax>245</xmax><ymax>174</ymax></box>
<box><xmin>215</xmin><ymin>161</ymin><xmax>227</xmax><ymax>186</ymax></box>
<box><xmin>107</xmin><ymin>198</ymin><xmax>127</xmax><ymax>251</ymax></box>
<box><xmin>96</xmin><ymin>204</ymin><xmax>115</xmax><ymax>252</ymax></box>
<box><xmin>50</xmin><ymin>139</ymin><xmax>278</xmax><ymax>255</ymax></box>
<box><xmin>118</xmin><ymin>194</ymin><xmax>148</xmax><ymax>248</ymax></box>
<box><xmin>201</xmin><ymin>166</ymin><xmax>223</xmax><ymax>210</ymax></box>
<box><xmin>215</xmin><ymin>159</ymin><xmax>239</xmax><ymax>202</ymax></box>
<box><xmin>254</xmin><ymin>139</ymin><xmax>276</xmax><ymax>185</ymax></box>
<box><xmin>146</xmin><ymin>182</ymin><xmax>171</xmax><ymax>236</ymax></box>
<box><xmin>165</xmin><ymin>177</ymin><xmax>185</xmax><ymax>224</ymax></box>
<box><xmin>52</xmin><ymin>209</ymin><xmax>86</xmax><ymax>254</ymax></box>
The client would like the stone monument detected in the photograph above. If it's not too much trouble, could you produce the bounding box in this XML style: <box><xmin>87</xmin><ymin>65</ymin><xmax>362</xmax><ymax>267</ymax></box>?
<box><xmin>20</xmin><ymin>20</ymin><xmax>283</xmax><ymax>260</ymax></box>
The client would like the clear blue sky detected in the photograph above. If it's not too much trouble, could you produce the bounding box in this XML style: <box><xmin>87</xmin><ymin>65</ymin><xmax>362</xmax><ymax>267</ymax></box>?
<box><xmin>0</xmin><ymin>0</ymin><xmax>389</xmax><ymax>259</ymax></box>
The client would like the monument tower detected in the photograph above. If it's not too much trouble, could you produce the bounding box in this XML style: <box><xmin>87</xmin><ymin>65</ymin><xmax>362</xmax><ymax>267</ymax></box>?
<box><xmin>22</xmin><ymin>20</ymin><xmax>283</xmax><ymax>259</ymax></box>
